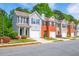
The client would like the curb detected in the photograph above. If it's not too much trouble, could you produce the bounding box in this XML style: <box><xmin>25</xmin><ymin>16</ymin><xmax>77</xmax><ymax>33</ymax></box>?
<box><xmin>0</xmin><ymin>42</ymin><xmax>41</xmax><ymax>48</ymax></box>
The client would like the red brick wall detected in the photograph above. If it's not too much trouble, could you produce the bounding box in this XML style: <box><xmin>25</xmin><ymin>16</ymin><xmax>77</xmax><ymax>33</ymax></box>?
<box><xmin>67</xmin><ymin>24</ymin><xmax>75</xmax><ymax>36</ymax></box>
<box><xmin>41</xmin><ymin>25</ymin><xmax>56</xmax><ymax>38</ymax></box>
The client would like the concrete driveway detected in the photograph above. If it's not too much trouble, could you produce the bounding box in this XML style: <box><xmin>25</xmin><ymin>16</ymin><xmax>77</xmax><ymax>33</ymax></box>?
<box><xmin>0</xmin><ymin>40</ymin><xmax>79</xmax><ymax>56</ymax></box>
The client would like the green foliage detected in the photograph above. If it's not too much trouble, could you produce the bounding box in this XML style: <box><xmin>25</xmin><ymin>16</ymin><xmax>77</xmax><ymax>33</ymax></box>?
<box><xmin>15</xmin><ymin>7</ymin><xmax>31</xmax><ymax>13</ymax></box>
<box><xmin>0</xmin><ymin>8</ymin><xmax>9</xmax><ymax>37</ymax></box>
<box><xmin>32</xmin><ymin>3</ymin><xmax>77</xmax><ymax>24</ymax></box>
<box><xmin>8</xmin><ymin>31</ymin><xmax>18</xmax><ymax>39</ymax></box>
<box><xmin>53</xmin><ymin>10</ymin><xmax>64</xmax><ymax>20</ymax></box>
<box><xmin>0</xmin><ymin>8</ymin><xmax>17</xmax><ymax>38</ymax></box>
<box><xmin>44</xmin><ymin>32</ymin><xmax>47</xmax><ymax>38</ymax></box>
<box><xmin>32</xmin><ymin>3</ymin><xmax>53</xmax><ymax>17</ymax></box>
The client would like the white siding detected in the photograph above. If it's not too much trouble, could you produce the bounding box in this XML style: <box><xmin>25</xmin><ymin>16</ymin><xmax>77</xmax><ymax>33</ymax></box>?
<box><xmin>29</xmin><ymin>12</ymin><xmax>42</xmax><ymax>39</ymax></box>
<box><xmin>76</xmin><ymin>25</ymin><xmax>79</xmax><ymax>36</ymax></box>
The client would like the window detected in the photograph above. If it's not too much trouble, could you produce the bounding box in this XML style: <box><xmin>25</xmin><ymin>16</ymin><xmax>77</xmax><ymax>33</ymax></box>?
<box><xmin>36</xmin><ymin>19</ymin><xmax>40</xmax><ymax>24</ymax></box>
<box><xmin>17</xmin><ymin>16</ymin><xmax>19</xmax><ymax>20</ymax></box>
<box><xmin>31</xmin><ymin>18</ymin><xmax>40</xmax><ymax>24</ymax></box>
<box><xmin>50</xmin><ymin>22</ymin><xmax>52</xmax><ymax>25</ymax></box>
<box><xmin>31</xmin><ymin>18</ymin><xmax>35</xmax><ymax>24</ymax></box>
<box><xmin>17</xmin><ymin>16</ymin><xmax>19</xmax><ymax>23</ymax></box>
<box><xmin>24</xmin><ymin>17</ymin><xmax>25</xmax><ymax>23</ymax></box>
<box><xmin>21</xmin><ymin>17</ymin><xmax>22</xmax><ymax>23</ymax></box>
<box><xmin>52</xmin><ymin>22</ymin><xmax>54</xmax><ymax>26</ymax></box>
<box><xmin>42</xmin><ymin>21</ymin><xmax>46</xmax><ymax>25</ymax></box>
<box><xmin>19</xmin><ymin>17</ymin><xmax>21</xmax><ymax>23</ymax></box>
<box><xmin>46</xmin><ymin>21</ymin><xmax>50</xmax><ymax>26</ymax></box>
<box><xmin>26</xmin><ymin>18</ymin><xmax>29</xmax><ymax>23</ymax></box>
<box><xmin>62</xmin><ymin>24</ymin><xmax>66</xmax><ymax>28</ymax></box>
<box><xmin>49</xmin><ymin>22</ymin><xmax>54</xmax><ymax>26</ymax></box>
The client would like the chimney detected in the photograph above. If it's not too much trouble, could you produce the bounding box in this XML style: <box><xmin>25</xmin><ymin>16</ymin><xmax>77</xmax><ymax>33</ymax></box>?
<box><xmin>41</xmin><ymin>14</ymin><xmax>45</xmax><ymax>20</ymax></box>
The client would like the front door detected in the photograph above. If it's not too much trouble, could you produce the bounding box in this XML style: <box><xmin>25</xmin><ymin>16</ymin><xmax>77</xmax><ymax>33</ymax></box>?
<box><xmin>56</xmin><ymin>23</ymin><xmax>61</xmax><ymax>37</ymax></box>
<box><xmin>20</xmin><ymin>28</ymin><xmax>24</xmax><ymax>35</ymax></box>
<box><xmin>26</xmin><ymin>28</ymin><xmax>29</xmax><ymax>36</ymax></box>
<box><xmin>67</xmin><ymin>25</ymin><xmax>71</xmax><ymax>37</ymax></box>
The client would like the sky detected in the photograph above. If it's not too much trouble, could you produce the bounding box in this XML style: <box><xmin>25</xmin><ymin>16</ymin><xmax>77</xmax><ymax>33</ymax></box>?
<box><xmin>0</xmin><ymin>3</ymin><xmax>79</xmax><ymax>19</ymax></box>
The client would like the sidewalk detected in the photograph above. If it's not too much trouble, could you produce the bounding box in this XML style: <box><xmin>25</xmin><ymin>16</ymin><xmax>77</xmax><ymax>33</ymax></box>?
<box><xmin>36</xmin><ymin>38</ymin><xmax>52</xmax><ymax>43</ymax></box>
<box><xmin>56</xmin><ymin>38</ymin><xmax>70</xmax><ymax>41</ymax></box>
<box><xmin>36</xmin><ymin>37</ymin><xmax>74</xmax><ymax>43</ymax></box>
<box><xmin>0</xmin><ymin>42</ymin><xmax>40</xmax><ymax>48</ymax></box>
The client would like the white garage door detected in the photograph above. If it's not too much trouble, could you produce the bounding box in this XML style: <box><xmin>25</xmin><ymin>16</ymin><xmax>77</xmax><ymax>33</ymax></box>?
<box><xmin>50</xmin><ymin>32</ymin><xmax>56</xmax><ymax>38</ymax></box>
<box><xmin>30</xmin><ymin>31</ymin><xmax>40</xmax><ymax>40</ymax></box>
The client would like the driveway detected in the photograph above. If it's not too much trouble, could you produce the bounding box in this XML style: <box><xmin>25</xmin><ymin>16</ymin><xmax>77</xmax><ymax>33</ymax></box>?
<box><xmin>0</xmin><ymin>40</ymin><xmax>79</xmax><ymax>56</ymax></box>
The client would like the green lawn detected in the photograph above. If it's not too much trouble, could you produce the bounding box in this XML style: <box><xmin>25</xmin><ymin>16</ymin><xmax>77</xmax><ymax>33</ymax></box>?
<box><xmin>8</xmin><ymin>38</ymin><xmax>36</xmax><ymax>44</ymax></box>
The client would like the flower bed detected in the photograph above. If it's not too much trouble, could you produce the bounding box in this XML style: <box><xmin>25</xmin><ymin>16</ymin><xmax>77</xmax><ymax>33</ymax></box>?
<box><xmin>16</xmin><ymin>36</ymin><xmax>28</xmax><ymax>39</ymax></box>
<box><xmin>0</xmin><ymin>37</ymin><xmax>11</xmax><ymax>43</ymax></box>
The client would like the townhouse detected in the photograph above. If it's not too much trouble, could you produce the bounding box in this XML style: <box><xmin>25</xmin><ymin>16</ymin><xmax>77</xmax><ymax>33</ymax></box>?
<box><xmin>76</xmin><ymin>24</ymin><xmax>79</xmax><ymax>36</ymax></box>
<box><xmin>12</xmin><ymin>11</ymin><xmax>76</xmax><ymax>40</ymax></box>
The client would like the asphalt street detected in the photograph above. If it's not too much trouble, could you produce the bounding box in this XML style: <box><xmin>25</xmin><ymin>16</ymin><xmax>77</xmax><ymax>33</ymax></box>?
<box><xmin>0</xmin><ymin>40</ymin><xmax>79</xmax><ymax>56</ymax></box>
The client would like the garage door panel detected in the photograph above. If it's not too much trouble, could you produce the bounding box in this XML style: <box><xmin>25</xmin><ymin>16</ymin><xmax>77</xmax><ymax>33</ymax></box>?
<box><xmin>30</xmin><ymin>31</ymin><xmax>40</xmax><ymax>40</ymax></box>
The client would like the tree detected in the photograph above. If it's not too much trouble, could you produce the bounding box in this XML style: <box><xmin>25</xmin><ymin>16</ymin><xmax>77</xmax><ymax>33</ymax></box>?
<box><xmin>53</xmin><ymin>10</ymin><xmax>64</xmax><ymax>20</ymax></box>
<box><xmin>15</xmin><ymin>7</ymin><xmax>31</xmax><ymax>13</ymax></box>
<box><xmin>63</xmin><ymin>13</ymin><xmax>76</xmax><ymax>23</ymax></box>
<box><xmin>0</xmin><ymin>8</ymin><xmax>9</xmax><ymax>36</ymax></box>
<box><xmin>0</xmin><ymin>8</ymin><xmax>17</xmax><ymax>38</ymax></box>
<box><xmin>32</xmin><ymin>3</ymin><xmax>53</xmax><ymax>17</ymax></box>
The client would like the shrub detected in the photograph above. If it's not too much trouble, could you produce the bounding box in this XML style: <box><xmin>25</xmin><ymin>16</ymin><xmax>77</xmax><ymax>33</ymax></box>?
<box><xmin>0</xmin><ymin>37</ymin><xmax>11</xmax><ymax>43</ymax></box>
<box><xmin>15</xmin><ymin>36</ymin><xmax>27</xmax><ymax>39</ymax></box>
<box><xmin>21</xmin><ymin>36</ymin><xmax>27</xmax><ymax>39</ymax></box>
<box><xmin>8</xmin><ymin>31</ymin><xmax>18</xmax><ymax>39</ymax></box>
<box><xmin>16</xmin><ymin>36</ymin><xmax>21</xmax><ymax>39</ymax></box>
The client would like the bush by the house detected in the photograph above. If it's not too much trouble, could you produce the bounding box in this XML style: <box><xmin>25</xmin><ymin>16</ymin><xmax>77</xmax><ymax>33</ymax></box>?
<box><xmin>16</xmin><ymin>36</ymin><xmax>21</xmax><ymax>39</ymax></box>
<box><xmin>0</xmin><ymin>37</ymin><xmax>11</xmax><ymax>43</ymax></box>
<box><xmin>16</xmin><ymin>36</ymin><xmax>27</xmax><ymax>39</ymax></box>
<box><xmin>8</xmin><ymin>31</ymin><xmax>18</xmax><ymax>39</ymax></box>
<box><xmin>21</xmin><ymin>36</ymin><xmax>27</xmax><ymax>39</ymax></box>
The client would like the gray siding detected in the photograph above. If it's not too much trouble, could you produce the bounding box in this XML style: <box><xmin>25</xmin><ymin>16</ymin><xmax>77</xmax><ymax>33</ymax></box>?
<box><xmin>12</xmin><ymin>14</ymin><xmax>18</xmax><ymax>32</ymax></box>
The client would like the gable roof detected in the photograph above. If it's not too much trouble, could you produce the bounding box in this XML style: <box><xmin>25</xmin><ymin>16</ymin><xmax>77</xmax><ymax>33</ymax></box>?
<box><xmin>29</xmin><ymin>11</ymin><xmax>44</xmax><ymax>20</ymax></box>
<box><xmin>14</xmin><ymin>11</ymin><xmax>29</xmax><ymax>17</ymax></box>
